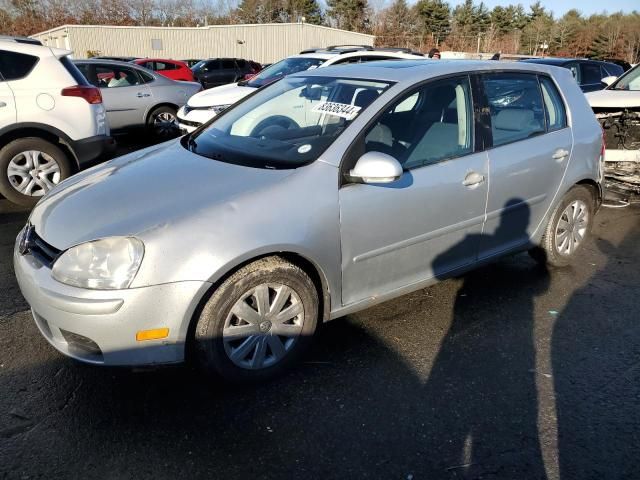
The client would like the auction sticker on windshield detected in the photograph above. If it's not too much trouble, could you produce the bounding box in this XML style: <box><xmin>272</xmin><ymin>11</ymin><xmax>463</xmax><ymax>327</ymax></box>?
<box><xmin>311</xmin><ymin>102</ymin><xmax>362</xmax><ymax>120</ymax></box>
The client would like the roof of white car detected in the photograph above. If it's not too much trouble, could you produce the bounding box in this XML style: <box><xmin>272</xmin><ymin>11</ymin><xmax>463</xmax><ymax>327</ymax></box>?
<box><xmin>294</xmin><ymin>59</ymin><xmax>568</xmax><ymax>83</ymax></box>
<box><xmin>290</xmin><ymin>50</ymin><xmax>426</xmax><ymax>63</ymax></box>
<box><xmin>0</xmin><ymin>38</ymin><xmax>70</xmax><ymax>58</ymax></box>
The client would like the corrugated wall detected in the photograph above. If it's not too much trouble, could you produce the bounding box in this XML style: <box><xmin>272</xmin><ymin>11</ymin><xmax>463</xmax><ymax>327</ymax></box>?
<box><xmin>32</xmin><ymin>24</ymin><xmax>375</xmax><ymax>63</ymax></box>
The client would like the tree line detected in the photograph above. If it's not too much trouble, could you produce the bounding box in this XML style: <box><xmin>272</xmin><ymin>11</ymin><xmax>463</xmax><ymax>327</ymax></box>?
<box><xmin>1</xmin><ymin>0</ymin><xmax>639</xmax><ymax>62</ymax></box>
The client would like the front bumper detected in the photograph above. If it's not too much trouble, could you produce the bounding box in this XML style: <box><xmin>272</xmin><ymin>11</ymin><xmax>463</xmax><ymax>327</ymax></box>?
<box><xmin>70</xmin><ymin>134</ymin><xmax>117</xmax><ymax>169</ymax></box>
<box><xmin>14</xmin><ymin>239</ymin><xmax>210</xmax><ymax>366</ymax></box>
<box><xmin>176</xmin><ymin>106</ymin><xmax>217</xmax><ymax>133</ymax></box>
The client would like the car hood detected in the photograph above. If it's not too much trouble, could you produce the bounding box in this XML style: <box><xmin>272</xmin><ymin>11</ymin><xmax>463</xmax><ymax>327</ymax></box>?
<box><xmin>187</xmin><ymin>83</ymin><xmax>255</xmax><ymax>108</ymax></box>
<box><xmin>29</xmin><ymin>140</ymin><xmax>293</xmax><ymax>250</ymax></box>
<box><xmin>585</xmin><ymin>89</ymin><xmax>640</xmax><ymax>109</ymax></box>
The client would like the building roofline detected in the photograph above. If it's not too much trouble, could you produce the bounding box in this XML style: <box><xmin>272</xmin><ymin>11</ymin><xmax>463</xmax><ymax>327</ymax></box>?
<box><xmin>31</xmin><ymin>23</ymin><xmax>375</xmax><ymax>39</ymax></box>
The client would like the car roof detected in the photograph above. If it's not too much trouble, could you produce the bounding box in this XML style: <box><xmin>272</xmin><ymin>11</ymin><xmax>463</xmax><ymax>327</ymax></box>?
<box><xmin>522</xmin><ymin>57</ymin><xmax>616</xmax><ymax>66</ymax></box>
<box><xmin>294</xmin><ymin>59</ymin><xmax>566</xmax><ymax>84</ymax></box>
<box><xmin>136</xmin><ymin>58</ymin><xmax>183</xmax><ymax>63</ymax></box>
<box><xmin>0</xmin><ymin>38</ymin><xmax>70</xmax><ymax>57</ymax></box>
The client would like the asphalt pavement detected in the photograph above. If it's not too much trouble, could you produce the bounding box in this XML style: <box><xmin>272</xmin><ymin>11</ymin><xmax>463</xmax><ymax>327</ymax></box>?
<box><xmin>1</xmin><ymin>157</ymin><xmax>639</xmax><ymax>479</ymax></box>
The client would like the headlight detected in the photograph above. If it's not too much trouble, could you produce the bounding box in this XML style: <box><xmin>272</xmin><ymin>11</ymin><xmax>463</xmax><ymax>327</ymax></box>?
<box><xmin>209</xmin><ymin>104</ymin><xmax>231</xmax><ymax>114</ymax></box>
<box><xmin>52</xmin><ymin>237</ymin><xmax>144</xmax><ymax>290</ymax></box>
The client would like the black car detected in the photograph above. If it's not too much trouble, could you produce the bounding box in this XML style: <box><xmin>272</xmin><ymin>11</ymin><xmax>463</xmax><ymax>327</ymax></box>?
<box><xmin>520</xmin><ymin>58</ymin><xmax>624</xmax><ymax>92</ymax></box>
<box><xmin>191</xmin><ymin>58</ymin><xmax>261</xmax><ymax>89</ymax></box>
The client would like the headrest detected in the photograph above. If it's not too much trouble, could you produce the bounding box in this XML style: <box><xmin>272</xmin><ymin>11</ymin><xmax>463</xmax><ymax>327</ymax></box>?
<box><xmin>494</xmin><ymin>109</ymin><xmax>534</xmax><ymax>131</ymax></box>
<box><xmin>353</xmin><ymin>89</ymin><xmax>379</xmax><ymax>108</ymax></box>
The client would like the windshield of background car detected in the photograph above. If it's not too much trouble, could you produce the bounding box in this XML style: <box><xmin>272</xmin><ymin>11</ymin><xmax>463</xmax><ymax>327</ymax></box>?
<box><xmin>611</xmin><ymin>65</ymin><xmax>640</xmax><ymax>91</ymax></box>
<box><xmin>187</xmin><ymin>76</ymin><xmax>392</xmax><ymax>169</ymax></box>
<box><xmin>246</xmin><ymin>57</ymin><xmax>325</xmax><ymax>88</ymax></box>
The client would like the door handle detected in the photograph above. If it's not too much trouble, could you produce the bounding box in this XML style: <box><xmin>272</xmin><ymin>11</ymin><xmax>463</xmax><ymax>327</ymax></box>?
<box><xmin>0</xmin><ymin>101</ymin><xmax>6</xmax><ymax>108</ymax></box>
<box><xmin>136</xmin><ymin>92</ymin><xmax>150</xmax><ymax>98</ymax></box>
<box><xmin>462</xmin><ymin>171</ymin><xmax>485</xmax><ymax>187</ymax></box>
<box><xmin>552</xmin><ymin>149</ymin><xmax>569</xmax><ymax>160</ymax></box>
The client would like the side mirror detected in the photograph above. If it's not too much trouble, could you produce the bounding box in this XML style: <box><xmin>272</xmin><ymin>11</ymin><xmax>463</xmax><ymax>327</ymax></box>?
<box><xmin>601</xmin><ymin>75</ymin><xmax>617</xmax><ymax>87</ymax></box>
<box><xmin>349</xmin><ymin>151</ymin><xmax>403</xmax><ymax>184</ymax></box>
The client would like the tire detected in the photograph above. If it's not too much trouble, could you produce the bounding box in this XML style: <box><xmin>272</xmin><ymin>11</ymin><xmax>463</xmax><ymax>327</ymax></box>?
<box><xmin>147</xmin><ymin>105</ymin><xmax>178</xmax><ymax>138</ymax></box>
<box><xmin>529</xmin><ymin>185</ymin><xmax>595</xmax><ymax>267</ymax></box>
<box><xmin>0</xmin><ymin>137</ymin><xmax>71</xmax><ymax>207</ymax></box>
<box><xmin>195</xmin><ymin>256</ymin><xmax>319</xmax><ymax>383</ymax></box>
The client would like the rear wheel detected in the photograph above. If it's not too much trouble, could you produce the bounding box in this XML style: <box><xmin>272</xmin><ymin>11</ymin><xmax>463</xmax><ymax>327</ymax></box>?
<box><xmin>195</xmin><ymin>256</ymin><xmax>319</xmax><ymax>383</ymax></box>
<box><xmin>147</xmin><ymin>106</ymin><xmax>178</xmax><ymax>138</ymax></box>
<box><xmin>529</xmin><ymin>185</ymin><xmax>595</xmax><ymax>267</ymax></box>
<box><xmin>0</xmin><ymin>137</ymin><xmax>71</xmax><ymax>206</ymax></box>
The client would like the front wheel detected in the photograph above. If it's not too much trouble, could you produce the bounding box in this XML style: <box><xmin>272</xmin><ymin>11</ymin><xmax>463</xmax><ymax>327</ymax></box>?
<box><xmin>529</xmin><ymin>185</ymin><xmax>595</xmax><ymax>267</ymax></box>
<box><xmin>0</xmin><ymin>137</ymin><xmax>71</xmax><ymax>206</ymax></box>
<box><xmin>195</xmin><ymin>256</ymin><xmax>319</xmax><ymax>383</ymax></box>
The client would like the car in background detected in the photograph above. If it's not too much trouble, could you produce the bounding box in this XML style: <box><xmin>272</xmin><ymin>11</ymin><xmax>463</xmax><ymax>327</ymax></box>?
<box><xmin>75</xmin><ymin>59</ymin><xmax>201</xmax><ymax>137</ymax></box>
<box><xmin>132</xmin><ymin>58</ymin><xmax>195</xmax><ymax>82</ymax></box>
<box><xmin>190</xmin><ymin>58</ymin><xmax>261</xmax><ymax>89</ymax></box>
<box><xmin>182</xmin><ymin>59</ymin><xmax>202</xmax><ymax>68</ymax></box>
<box><xmin>520</xmin><ymin>58</ymin><xmax>624</xmax><ymax>92</ymax></box>
<box><xmin>586</xmin><ymin>63</ymin><xmax>640</xmax><ymax>205</ymax></box>
<box><xmin>0</xmin><ymin>37</ymin><xmax>113</xmax><ymax>206</ymax></box>
<box><xmin>92</xmin><ymin>56</ymin><xmax>140</xmax><ymax>62</ymax></box>
<box><xmin>177</xmin><ymin>46</ymin><xmax>427</xmax><ymax>133</ymax></box>
<box><xmin>15</xmin><ymin>60</ymin><xmax>603</xmax><ymax>382</ymax></box>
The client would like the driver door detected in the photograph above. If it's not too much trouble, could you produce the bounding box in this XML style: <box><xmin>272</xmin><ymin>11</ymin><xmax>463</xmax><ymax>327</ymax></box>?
<box><xmin>339</xmin><ymin>75</ymin><xmax>489</xmax><ymax>306</ymax></box>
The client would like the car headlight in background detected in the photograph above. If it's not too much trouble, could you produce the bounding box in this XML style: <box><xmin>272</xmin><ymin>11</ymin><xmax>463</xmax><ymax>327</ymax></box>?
<box><xmin>52</xmin><ymin>237</ymin><xmax>144</xmax><ymax>290</ymax></box>
<box><xmin>209</xmin><ymin>104</ymin><xmax>231</xmax><ymax>114</ymax></box>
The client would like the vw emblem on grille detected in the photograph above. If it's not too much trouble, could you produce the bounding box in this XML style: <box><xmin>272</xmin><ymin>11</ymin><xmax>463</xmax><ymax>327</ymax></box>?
<box><xmin>18</xmin><ymin>225</ymin><xmax>34</xmax><ymax>256</ymax></box>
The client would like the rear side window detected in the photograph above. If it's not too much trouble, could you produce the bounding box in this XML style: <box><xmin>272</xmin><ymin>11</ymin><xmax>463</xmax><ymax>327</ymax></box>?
<box><xmin>539</xmin><ymin>76</ymin><xmax>567</xmax><ymax>132</ymax></box>
<box><xmin>482</xmin><ymin>73</ymin><xmax>545</xmax><ymax>147</ymax></box>
<box><xmin>155</xmin><ymin>61</ymin><xmax>176</xmax><ymax>71</ymax></box>
<box><xmin>580</xmin><ymin>63</ymin><xmax>602</xmax><ymax>85</ymax></box>
<box><xmin>138</xmin><ymin>70</ymin><xmax>155</xmax><ymax>83</ymax></box>
<box><xmin>236</xmin><ymin>59</ymin><xmax>246</xmax><ymax>68</ymax></box>
<box><xmin>0</xmin><ymin>50</ymin><xmax>39</xmax><ymax>81</ymax></box>
<box><xmin>222</xmin><ymin>59</ymin><xmax>235</xmax><ymax>69</ymax></box>
<box><xmin>60</xmin><ymin>56</ymin><xmax>90</xmax><ymax>85</ymax></box>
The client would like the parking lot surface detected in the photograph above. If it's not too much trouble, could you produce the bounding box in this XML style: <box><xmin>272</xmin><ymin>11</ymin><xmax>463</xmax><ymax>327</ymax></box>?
<box><xmin>1</xmin><ymin>147</ymin><xmax>639</xmax><ymax>478</ymax></box>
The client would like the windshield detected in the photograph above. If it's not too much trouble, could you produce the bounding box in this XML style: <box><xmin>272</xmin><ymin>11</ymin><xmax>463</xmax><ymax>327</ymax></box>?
<box><xmin>245</xmin><ymin>57</ymin><xmax>325</xmax><ymax>88</ymax></box>
<box><xmin>611</xmin><ymin>65</ymin><xmax>640</xmax><ymax>91</ymax></box>
<box><xmin>186</xmin><ymin>76</ymin><xmax>392</xmax><ymax>169</ymax></box>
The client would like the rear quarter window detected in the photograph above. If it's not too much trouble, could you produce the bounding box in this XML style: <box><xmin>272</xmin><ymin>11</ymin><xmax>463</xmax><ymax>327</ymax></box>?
<box><xmin>0</xmin><ymin>50</ymin><xmax>39</xmax><ymax>81</ymax></box>
<box><xmin>539</xmin><ymin>76</ymin><xmax>567</xmax><ymax>132</ymax></box>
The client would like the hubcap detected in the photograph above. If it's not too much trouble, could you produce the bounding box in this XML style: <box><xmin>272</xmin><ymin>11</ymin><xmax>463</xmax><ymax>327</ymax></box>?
<box><xmin>153</xmin><ymin>111</ymin><xmax>177</xmax><ymax>136</ymax></box>
<box><xmin>223</xmin><ymin>283</ymin><xmax>304</xmax><ymax>370</ymax></box>
<box><xmin>555</xmin><ymin>200</ymin><xmax>589</xmax><ymax>256</ymax></box>
<box><xmin>7</xmin><ymin>150</ymin><xmax>61</xmax><ymax>197</ymax></box>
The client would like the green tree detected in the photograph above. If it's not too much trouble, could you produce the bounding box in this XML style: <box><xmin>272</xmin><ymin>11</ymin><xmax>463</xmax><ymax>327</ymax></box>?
<box><xmin>325</xmin><ymin>0</ymin><xmax>369</xmax><ymax>32</ymax></box>
<box><xmin>414</xmin><ymin>0</ymin><xmax>450</xmax><ymax>45</ymax></box>
<box><xmin>285</xmin><ymin>0</ymin><xmax>322</xmax><ymax>24</ymax></box>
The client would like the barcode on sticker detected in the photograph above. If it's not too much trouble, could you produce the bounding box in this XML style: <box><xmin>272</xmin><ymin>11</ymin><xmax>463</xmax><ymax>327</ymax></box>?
<box><xmin>311</xmin><ymin>102</ymin><xmax>361</xmax><ymax>120</ymax></box>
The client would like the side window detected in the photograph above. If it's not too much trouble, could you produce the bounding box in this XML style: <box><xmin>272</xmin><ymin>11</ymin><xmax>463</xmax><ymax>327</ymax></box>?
<box><xmin>581</xmin><ymin>63</ymin><xmax>602</xmax><ymax>85</ymax></box>
<box><xmin>142</xmin><ymin>61</ymin><xmax>154</xmax><ymax>70</ymax></box>
<box><xmin>138</xmin><ymin>70</ymin><xmax>155</xmax><ymax>83</ymax></box>
<box><xmin>363</xmin><ymin>75</ymin><xmax>474</xmax><ymax>169</ymax></box>
<box><xmin>566</xmin><ymin>62</ymin><xmax>580</xmax><ymax>83</ymax></box>
<box><xmin>482</xmin><ymin>73</ymin><xmax>545</xmax><ymax>147</ymax></box>
<box><xmin>204</xmin><ymin>60</ymin><xmax>220</xmax><ymax>71</ymax></box>
<box><xmin>334</xmin><ymin>56</ymin><xmax>362</xmax><ymax>65</ymax></box>
<box><xmin>156</xmin><ymin>61</ymin><xmax>176</xmax><ymax>71</ymax></box>
<box><xmin>222</xmin><ymin>59</ymin><xmax>236</xmax><ymax>69</ymax></box>
<box><xmin>539</xmin><ymin>76</ymin><xmax>567</xmax><ymax>132</ymax></box>
<box><xmin>95</xmin><ymin>65</ymin><xmax>141</xmax><ymax>88</ymax></box>
<box><xmin>0</xmin><ymin>50</ymin><xmax>39</xmax><ymax>81</ymax></box>
<box><xmin>236</xmin><ymin>59</ymin><xmax>247</xmax><ymax>68</ymax></box>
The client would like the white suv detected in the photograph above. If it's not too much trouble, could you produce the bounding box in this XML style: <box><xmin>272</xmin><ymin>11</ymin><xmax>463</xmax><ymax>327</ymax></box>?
<box><xmin>177</xmin><ymin>46</ymin><xmax>429</xmax><ymax>133</ymax></box>
<box><xmin>0</xmin><ymin>37</ymin><xmax>114</xmax><ymax>206</ymax></box>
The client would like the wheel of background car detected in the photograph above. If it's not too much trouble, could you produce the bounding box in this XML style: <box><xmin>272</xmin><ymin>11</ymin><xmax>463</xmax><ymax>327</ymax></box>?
<box><xmin>194</xmin><ymin>256</ymin><xmax>319</xmax><ymax>383</ymax></box>
<box><xmin>250</xmin><ymin>116</ymin><xmax>300</xmax><ymax>137</ymax></box>
<box><xmin>0</xmin><ymin>137</ymin><xmax>71</xmax><ymax>207</ymax></box>
<box><xmin>529</xmin><ymin>185</ymin><xmax>595</xmax><ymax>267</ymax></box>
<box><xmin>147</xmin><ymin>106</ymin><xmax>178</xmax><ymax>138</ymax></box>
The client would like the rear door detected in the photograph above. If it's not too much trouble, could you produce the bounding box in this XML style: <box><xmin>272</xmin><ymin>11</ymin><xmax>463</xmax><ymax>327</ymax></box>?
<box><xmin>479</xmin><ymin>72</ymin><xmax>572</xmax><ymax>259</ymax></box>
<box><xmin>0</xmin><ymin>54</ymin><xmax>18</xmax><ymax>128</ymax></box>
<box><xmin>220</xmin><ymin>59</ymin><xmax>239</xmax><ymax>85</ymax></box>
<box><xmin>77</xmin><ymin>63</ymin><xmax>151</xmax><ymax>129</ymax></box>
<box><xmin>0</xmin><ymin>50</ymin><xmax>33</xmax><ymax>128</ymax></box>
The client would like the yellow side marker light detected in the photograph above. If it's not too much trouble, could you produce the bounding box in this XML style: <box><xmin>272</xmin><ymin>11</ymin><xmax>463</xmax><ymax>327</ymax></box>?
<box><xmin>136</xmin><ymin>328</ymin><xmax>170</xmax><ymax>341</ymax></box>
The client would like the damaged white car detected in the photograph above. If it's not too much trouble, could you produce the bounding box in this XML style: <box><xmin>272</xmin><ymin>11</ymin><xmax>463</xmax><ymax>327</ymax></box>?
<box><xmin>586</xmin><ymin>65</ymin><xmax>640</xmax><ymax>205</ymax></box>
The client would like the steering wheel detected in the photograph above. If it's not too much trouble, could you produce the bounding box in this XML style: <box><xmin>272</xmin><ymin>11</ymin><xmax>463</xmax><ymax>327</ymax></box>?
<box><xmin>250</xmin><ymin>116</ymin><xmax>300</xmax><ymax>137</ymax></box>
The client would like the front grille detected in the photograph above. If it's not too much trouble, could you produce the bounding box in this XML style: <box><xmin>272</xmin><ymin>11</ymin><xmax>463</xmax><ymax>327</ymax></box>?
<box><xmin>22</xmin><ymin>226</ymin><xmax>61</xmax><ymax>268</ymax></box>
<box><xmin>179</xmin><ymin>118</ymin><xmax>202</xmax><ymax>128</ymax></box>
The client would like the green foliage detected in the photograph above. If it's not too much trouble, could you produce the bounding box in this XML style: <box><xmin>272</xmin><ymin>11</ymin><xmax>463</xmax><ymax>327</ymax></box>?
<box><xmin>325</xmin><ymin>0</ymin><xmax>369</xmax><ymax>32</ymax></box>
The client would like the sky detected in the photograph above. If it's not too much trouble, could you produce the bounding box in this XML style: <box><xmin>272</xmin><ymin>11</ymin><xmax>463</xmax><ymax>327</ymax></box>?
<box><xmin>447</xmin><ymin>0</ymin><xmax>639</xmax><ymax>16</ymax></box>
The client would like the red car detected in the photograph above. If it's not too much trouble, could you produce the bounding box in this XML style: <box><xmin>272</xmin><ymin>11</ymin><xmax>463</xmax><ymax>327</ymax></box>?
<box><xmin>133</xmin><ymin>59</ymin><xmax>195</xmax><ymax>82</ymax></box>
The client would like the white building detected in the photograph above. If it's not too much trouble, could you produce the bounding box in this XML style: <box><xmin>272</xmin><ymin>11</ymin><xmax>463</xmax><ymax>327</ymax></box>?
<box><xmin>31</xmin><ymin>23</ymin><xmax>375</xmax><ymax>63</ymax></box>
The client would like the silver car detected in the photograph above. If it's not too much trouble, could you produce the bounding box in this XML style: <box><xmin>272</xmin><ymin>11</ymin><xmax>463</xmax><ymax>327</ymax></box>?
<box><xmin>15</xmin><ymin>61</ymin><xmax>603</xmax><ymax>382</ymax></box>
<box><xmin>74</xmin><ymin>59</ymin><xmax>201</xmax><ymax>137</ymax></box>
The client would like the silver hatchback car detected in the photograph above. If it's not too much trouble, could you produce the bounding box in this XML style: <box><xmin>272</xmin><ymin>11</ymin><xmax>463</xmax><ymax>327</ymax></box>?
<box><xmin>15</xmin><ymin>61</ymin><xmax>603</xmax><ymax>382</ymax></box>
